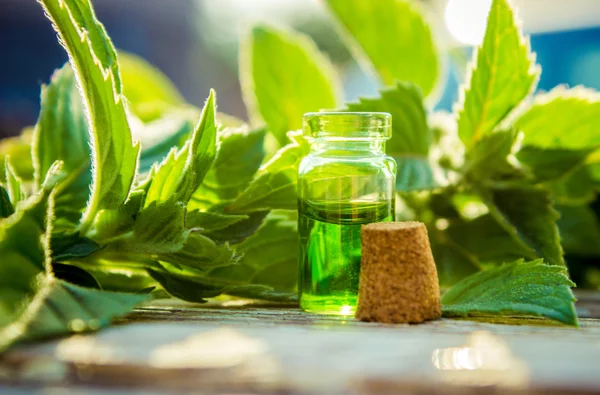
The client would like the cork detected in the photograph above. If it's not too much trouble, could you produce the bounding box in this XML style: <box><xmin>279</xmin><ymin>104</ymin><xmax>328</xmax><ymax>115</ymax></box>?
<box><xmin>356</xmin><ymin>221</ymin><xmax>441</xmax><ymax>324</ymax></box>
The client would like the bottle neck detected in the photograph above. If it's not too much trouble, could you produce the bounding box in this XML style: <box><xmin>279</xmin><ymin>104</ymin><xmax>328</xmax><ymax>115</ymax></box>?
<box><xmin>310</xmin><ymin>139</ymin><xmax>387</xmax><ymax>155</ymax></box>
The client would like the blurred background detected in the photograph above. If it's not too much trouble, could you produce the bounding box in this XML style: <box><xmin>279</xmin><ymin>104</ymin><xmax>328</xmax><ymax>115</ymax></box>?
<box><xmin>2</xmin><ymin>0</ymin><xmax>600</xmax><ymax>138</ymax></box>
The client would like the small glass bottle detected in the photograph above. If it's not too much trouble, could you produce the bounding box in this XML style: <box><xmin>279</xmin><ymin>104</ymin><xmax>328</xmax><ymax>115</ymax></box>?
<box><xmin>298</xmin><ymin>112</ymin><xmax>397</xmax><ymax>315</ymax></box>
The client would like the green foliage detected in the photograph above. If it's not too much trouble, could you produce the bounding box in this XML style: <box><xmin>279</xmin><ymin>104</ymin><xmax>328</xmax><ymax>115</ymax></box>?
<box><xmin>0</xmin><ymin>166</ymin><xmax>148</xmax><ymax>351</ymax></box>
<box><xmin>3</xmin><ymin>0</ymin><xmax>596</xmax><ymax>349</ymax></box>
<box><xmin>241</xmin><ymin>24</ymin><xmax>339</xmax><ymax>146</ymax></box>
<box><xmin>118</xmin><ymin>52</ymin><xmax>186</xmax><ymax>122</ymax></box>
<box><xmin>33</xmin><ymin>64</ymin><xmax>91</xmax><ymax>227</ymax></box>
<box><xmin>456</xmin><ymin>0</ymin><xmax>539</xmax><ymax>147</ymax></box>
<box><xmin>325</xmin><ymin>0</ymin><xmax>439</xmax><ymax>97</ymax></box>
<box><xmin>442</xmin><ymin>260</ymin><xmax>578</xmax><ymax>326</ymax></box>
<box><xmin>39</xmin><ymin>0</ymin><xmax>140</xmax><ymax>233</ymax></box>
<box><xmin>346</xmin><ymin>83</ymin><xmax>437</xmax><ymax>191</ymax></box>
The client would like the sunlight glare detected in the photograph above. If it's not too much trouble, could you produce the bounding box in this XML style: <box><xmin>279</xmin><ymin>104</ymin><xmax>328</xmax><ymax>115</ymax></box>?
<box><xmin>445</xmin><ymin>0</ymin><xmax>493</xmax><ymax>46</ymax></box>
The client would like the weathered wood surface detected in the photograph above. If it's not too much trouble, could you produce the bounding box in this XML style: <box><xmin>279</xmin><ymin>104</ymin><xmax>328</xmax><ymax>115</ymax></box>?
<box><xmin>1</xmin><ymin>293</ymin><xmax>600</xmax><ymax>395</ymax></box>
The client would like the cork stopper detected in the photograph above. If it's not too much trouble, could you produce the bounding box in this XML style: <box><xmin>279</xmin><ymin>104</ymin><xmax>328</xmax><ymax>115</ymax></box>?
<box><xmin>356</xmin><ymin>221</ymin><xmax>441</xmax><ymax>324</ymax></box>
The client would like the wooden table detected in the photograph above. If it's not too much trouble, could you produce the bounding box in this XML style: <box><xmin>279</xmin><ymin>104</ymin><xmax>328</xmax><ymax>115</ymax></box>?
<box><xmin>2</xmin><ymin>293</ymin><xmax>600</xmax><ymax>394</ymax></box>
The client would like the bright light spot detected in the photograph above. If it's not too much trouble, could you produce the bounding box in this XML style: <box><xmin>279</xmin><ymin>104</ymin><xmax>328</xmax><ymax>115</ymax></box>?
<box><xmin>436</xmin><ymin>219</ymin><xmax>450</xmax><ymax>231</ymax></box>
<box><xmin>340</xmin><ymin>305</ymin><xmax>353</xmax><ymax>316</ymax></box>
<box><xmin>445</xmin><ymin>0</ymin><xmax>493</xmax><ymax>46</ymax></box>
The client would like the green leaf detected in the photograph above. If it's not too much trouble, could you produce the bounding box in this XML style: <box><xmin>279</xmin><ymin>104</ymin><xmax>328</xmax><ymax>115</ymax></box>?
<box><xmin>190</xmin><ymin>127</ymin><xmax>266</xmax><ymax>210</ymax></box>
<box><xmin>456</xmin><ymin>0</ymin><xmax>539</xmax><ymax>147</ymax></box>
<box><xmin>431</xmin><ymin>240</ymin><xmax>481</xmax><ymax>287</ymax></box>
<box><xmin>186</xmin><ymin>210</ymin><xmax>249</xmax><ymax>232</ymax></box>
<box><xmin>465</xmin><ymin>129</ymin><xmax>526</xmax><ymax>180</ymax></box>
<box><xmin>347</xmin><ymin>83</ymin><xmax>437</xmax><ymax>191</ymax></box>
<box><xmin>326</xmin><ymin>0</ymin><xmax>439</xmax><ymax>97</ymax></box>
<box><xmin>515</xmin><ymin>86</ymin><xmax>600</xmax><ymax>149</ymax></box>
<box><xmin>197</xmin><ymin>210</ymin><xmax>269</xmax><ymax>245</ymax></box>
<box><xmin>241</xmin><ymin>24</ymin><xmax>339</xmax><ymax>146</ymax></box>
<box><xmin>441</xmin><ymin>260</ymin><xmax>578</xmax><ymax>326</ymax></box>
<box><xmin>118</xmin><ymin>51</ymin><xmax>185</xmax><ymax>122</ymax></box>
<box><xmin>136</xmin><ymin>110</ymin><xmax>196</xmax><ymax>173</ymax></box>
<box><xmin>143</xmin><ymin>90</ymin><xmax>217</xmax><ymax>206</ymax></box>
<box><xmin>446</xmin><ymin>214</ymin><xmax>537</xmax><ymax>264</ymax></box>
<box><xmin>0</xmin><ymin>129</ymin><xmax>35</xmax><ymax>182</ymax></box>
<box><xmin>32</xmin><ymin>64</ymin><xmax>92</xmax><ymax>226</ymax></box>
<box><xmin>148</xmin><ymin>212</ymin><xmax>298</xmax><ymax>303</ymax></box>
<box><xmin>4</xmin><ymin>161</ymin><xmax>25</xmax><ymax>207</ymax></box>
<box><xmin>547</xmin><ymin>166</ymin><xmax>598</xmax><ymax>205</ymax></box>
<box><xmin>557</xmin><ymin>205</ymin><xmax>600</xmax><ymax>256</ymax></box>
<box><xmin>0</xmin><ymin>168</ymin><xmax>147</xmax><ymax>351</ymax></box>
<box><xmin>157</xmin><ymin>232</ymin><xmax>239</xmax><ymax>272</ymax></box>
<box><xmin>39</xmin><ymin>0</ymin><xmax>141</xmax><ymax>233</ymax></box>
<box><xmin>228</xmin><ymin>132</ymin><xmax>309</xmax><ymax>213</ymax></box>
<box><xmin>517</xmin><ymin>147</ymin><xmax>593</xmax><ymax>182</ymax></box>
<box><xmin>485</xmin><ymin>186</ymin><xmax>564</xmax><ymax>267</ymax></box>
<box><xmin>0</xmin><ymin>185</ymin><xmax>14</xmax><ymax>218</ymax></box>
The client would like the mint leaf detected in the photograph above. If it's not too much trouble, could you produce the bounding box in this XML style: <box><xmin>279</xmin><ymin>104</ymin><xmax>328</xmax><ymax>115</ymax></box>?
<box><xmin>143</xmin><ymin>90</ymin><xmax>217</xmax><ymax>206</ymax></box>
<box><xmin>32</xmin><ymin>64</ymin><xmax>92</xmax><ymax>227</ymax></box>
<box><xmin>485</xmin><ymin>186</ymin><xmax>564</xmax><ymax>267</ymax></box>
<box><xmin>432</xmin><ymin>240</ymin><xmax>481</xmax><ymax>287</ymax></box>
<box><xmin>186</xmin><ymin>210</ymin><xmax>248</xmax><ymax>232</ymax></box>
<box><xmin>547</xmin><ymin>166</ymin><xmax>598</xmax><ymax>205</ymax></box>
<box><xmin>515</xmin><ymin>86</ymin><xmax>600</xmax><ymax>149</ymax></box>
<box><xmin>0</xmin><ymin>130</ymin><xmax>35</xmax><ymax>182</ymax></box>
<box><xmin>464</xmin><ymin>129</ymin><xmax>525</xmax><ymax>181</ymax></box>
<box><xmin>4</xmin><ymin>161</ymin><xmax>25</xmax><ymax>207</ymax></box>
<box><xmin>557</xmin><ymin>205</ymin><xmax>600</xmax><ymax>256</ymax></box>
<box><xmin>442</xmin><ymin>260</ymin><xmax>578</xmax><ymax>326</ymax></box>
<box><xmin>190</xmin><ymin>127</ymin><xmax>266</xmax><ymax>210</ymax></box>
<box><xmin>136</xmin><ymin>110</ymin><xmax>196</xmax><ymax>173</ymax></box>
<box><xmin>197</xmin><ymin>210</ymin><xmax>269</xmax><ymax>245</ymax></box>
<box><xmin>148</xmin><ymin>212</ymin><xmax>298</xmax><ymax>303</ymax></box>
<box><xmin>158</xmin><ymin>233</ymin><xmax>239</xmax><ymax>272</ymax></box>
<box><xmin>446</xmin><ymin>214</ymin><xmax>537</xmax><ymax>264</ymax></box>
<box><xmin>241</xmin><ymin>24</ymin><xmax>339</xmax><ymax>146</ymax></box>
<box><xmin>517</xmin><ymin>147</ymin><xmax>593</xmax><ymax>182</ymax></box>
<box><xmin>326</xmin><ymin>0</ymin><xmax>439</xmax><ymax>97</ymax></box>
<box><xmin>228</xmin><ymin>132</ymin><xmax>309</xmax><ymax>213</ymax></box>
<box><xmin>39</xmin><ymin>0</ymin><xmax>140</xmax><ymax>232</ymax></box>
<box><xmin>0</xmin><ymin>166</ymin><xmax>147</xmax><ymax>351</ymax></box>
<box><xmin>0</xmin><ymin>185</ymin><xmax>13</xmax><ymax>218</ymax></box>
<box><xmin>118</xmin><ymin>51</ymin><xmax>185</xmax><ymax>122</ymax></box>
<box><xmin>347</xmin><ymin>83</ymin><xmax>437</xmax><ymax>191</ymax></box>
<box><xmin>457</xmin><ymin>0</ymin><xmax>539</xmax><ymax>147</ymax></box>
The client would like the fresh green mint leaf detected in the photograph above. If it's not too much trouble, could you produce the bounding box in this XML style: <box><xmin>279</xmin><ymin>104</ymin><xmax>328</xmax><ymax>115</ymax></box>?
<box><xmin>32</xmin><ymin>64</ymin><xmax>92</xmax><ymax>227</ymax></box>
<box><xmin>516</xmin><ymin>147</ymin><xmax>593</xmax><ymax>182</ymax></box>
<box><xmin>190</xmin><ymin>127</ymin><xmax>266</xmax><ymax>210</ymax></box>
<box><xmin>228</xmin><ymin>131</ymin><xmax>309</xmax><ymax>213</ymax></box>
<box><xmin>136</xmin><ymin>110</ymin><xmax>196</xmax><ymax>174</ymax></box>
<box><xmin>465</xmin><ymin>129</ymin><xmax>527</xmax><ymax>180</ymax></box>
<box><xmin>347</xmin><ymin>83</ymin><xmax>438</xmax><ymax>191</ymax></box>
<box><xmin>0</xmin><ymin>166</ymin><xmax>147</xmax><ymax>351</ymax></box>
<box><xmin>442</xmin><ymin>260</ymin><xmax>578</xmax><ymax>326</ymax></box>
<box><xmin>557</xmin><ymin>204</ymin><xmax>600</xmax><ymax>256</ymax></box>
<box><xmin>39</xmin><ymin>0</ymin><xmax>140</xmax><ymax>233</ymax></box>
<box><xmin>515</xmin><ymin>86</ymin><xmax>600</xmax><ymax>149</ymax></box>
<box><xmin>0</xmin><ymin>130</ymin><xmax>35</xmax><ymax>182</ymax></box>
<box><xmin>4</xmin><ymin>161</ymin><xmax>25</xmax><ymax>207</ymax></box>
<box><xmin>0</xmin><ymin>185</ymin><xmax>14</xmax><ymax>218</ymax></box>
<box><xmin>241</xmin><ymin>24</ymin><xmax>339</xmax><ymax>146</ymax></box>
<box><xmin>186</xmin><ymin>210</ymin><xmax>249</xmax><ymax>232</ymax></box>
<box><xmin>197</xmin><ymin>210</ymin><xmax>269</xmax><ymax>245</ymax></box>
<box><xmin>148</xmin><ymin>212</ymin><xmax>298</xmax><ymax>303</ymax></box>
<box><xmin>547</xmin><ymin>166</ymin><xmax>598</xmax><ymax>205</ymax></box>
<box><xmin>432</xmin><ymin>240</ymin><xmax>481</xmax><ymax>288</ymax></box>
<box><xmin>485</xmin><ymin>186</ymin><xmax>564</xmax><ymax>267</ymax></box>
<box><xmin>456</xmin><ymin>0</ymin><xmax>539</xmax><ymax>147</ymax></box>
<box><xmin>446</xmin><ymin>214</ymin><xmax>537</xmax><ymax>265</ymax></box>
<box><xmin>143</xmin><ymin>90</ymin><xmax>217</xmax><ymax>206</ymax></box>
<box><xmin>118</xmin><ymin>51</ymin><xmax>185</xmax><ymax>122</ymax></box>
<box><xmin>326</xmin><ymin>0</ymin><xmax>439</xmax><ymax>97</ymax></box>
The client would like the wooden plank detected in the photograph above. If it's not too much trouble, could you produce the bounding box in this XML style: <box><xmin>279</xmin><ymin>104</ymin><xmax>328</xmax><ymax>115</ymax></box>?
<box><xmin>1</xmin><ymin>300</ymin><xmax>600</xmax><ymax>394</ymax></box>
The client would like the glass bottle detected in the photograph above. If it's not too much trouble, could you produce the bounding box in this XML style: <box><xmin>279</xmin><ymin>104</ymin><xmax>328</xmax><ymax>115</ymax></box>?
<box><xmin>298</xmin><ymin>112</ymin><xmax>397</xmax><ymax>315</ymax></box>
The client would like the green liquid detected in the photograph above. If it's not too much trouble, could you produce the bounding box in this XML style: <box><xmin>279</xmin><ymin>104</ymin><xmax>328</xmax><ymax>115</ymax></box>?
<box><xmin>298</xmin><ymin>199</ymin><xmax>394</xmax><ymax>315</ymax></box>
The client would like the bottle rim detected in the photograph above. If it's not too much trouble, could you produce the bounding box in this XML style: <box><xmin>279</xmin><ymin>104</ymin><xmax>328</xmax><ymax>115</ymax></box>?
<box><xmin>303</xmin><ymin>112</ymin><xmax>392</xmax><ymax>140</ymax></box>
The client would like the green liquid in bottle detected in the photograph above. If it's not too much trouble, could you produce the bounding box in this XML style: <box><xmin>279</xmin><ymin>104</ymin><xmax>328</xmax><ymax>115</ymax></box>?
<box><xmin>298</xmin><ymin>199</ymin><xmax>394</xmax><ymax>315</ymax></box>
